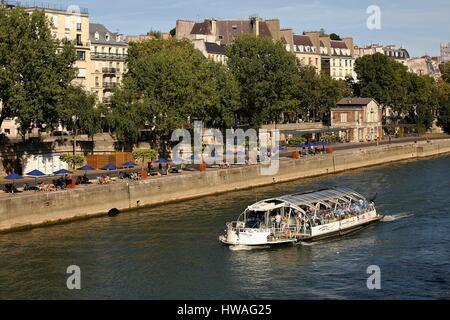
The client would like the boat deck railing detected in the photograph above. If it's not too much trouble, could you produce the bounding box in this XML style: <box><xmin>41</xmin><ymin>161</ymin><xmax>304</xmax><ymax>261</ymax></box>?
<box><xmin>227</xmin><ymin>222</ymin><xmax>306</xmax><ymax>237</ymax></box>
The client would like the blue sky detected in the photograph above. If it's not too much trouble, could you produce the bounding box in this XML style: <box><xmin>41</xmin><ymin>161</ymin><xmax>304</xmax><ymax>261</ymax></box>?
<box><xmin>47</xmin><ymin>0</ymin><xmax>449</xmax><ymax>56</ymax></box>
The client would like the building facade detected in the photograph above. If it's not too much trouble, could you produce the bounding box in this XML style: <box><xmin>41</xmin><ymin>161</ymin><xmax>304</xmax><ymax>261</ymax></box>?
<box><xmin>304</xmin><ymin>32</ymin><xmax>355</xmax><ymax>80</ymax></box>
<box><xmin>1</xmin><ymin>3</ymin><xmax>130</xmax><ymax>138</ymax></box>
<box><xmin>176</xmin><ymin>17</ymin><xmax>282</xmax><ymax>45</ymax></box>
<box><xmin>191</xmin><ymin>40</ymin><xmax>227</xmax><ymax>64</ymax></box>
<box><xmin>1</xmin><ymin>2</ymin><xmax>93</xmax><ymax>138</ymax></box>
<box><xmin>281</xmin><ymin>31</ymin><xmax>321</xmax><ymax>73</ymax></box>
<box><xmin>353</xmin><ymin>44</ymin><xmax>384</xmax><ymax>59</ymax></box>
<box><xmin>407</xmin><ymin>56</ymin><xmax>441</xmax><ymax>79</ymax></box>
<box><xmin>383</xmin><ymin>45</ymin><xmax>410</xmax><ymax>65</ymax></box>
<box><xmin>331</xmin><ymin>98</ymin><xmax>383</xmax><ymax>143</ymax></box>
<box><xmin>176</xmin><ymin>17</ymin><xmax>284</xmax><ymax>68</ymax></box>
<box><xmin>441</xmin><ymin>42</ymin><xmax>450</xmax><ymax>63</ymax></box>
<box><xmin>90</xmin><ymin>23</ymin><xmax>128</xmax><ymax>104</ymax></box>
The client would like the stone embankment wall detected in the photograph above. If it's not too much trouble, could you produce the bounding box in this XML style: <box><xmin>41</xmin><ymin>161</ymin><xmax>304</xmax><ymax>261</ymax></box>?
<box><xmin>1</xmin><ymin>140</ymin><xmax>450</xmax><ymax>233</ymax></box>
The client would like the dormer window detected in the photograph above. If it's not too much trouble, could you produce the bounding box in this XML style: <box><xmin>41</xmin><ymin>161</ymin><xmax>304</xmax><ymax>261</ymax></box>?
<box><xmin>116</xmin><ymin>35</ymin><xmax>121</xmax><ymax>42</ymax></box>
<box><xmin>94</xmin><ymin>32</ymin><xmax>99</xmax><ymax>41</ymax></box>
<box><xmin>105</xmin><ymin>33</ymin><xmax>110</xmax><ymax>41</ymax></box>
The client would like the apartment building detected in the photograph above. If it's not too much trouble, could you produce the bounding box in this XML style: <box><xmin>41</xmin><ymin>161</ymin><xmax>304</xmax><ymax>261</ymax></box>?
<box><xmin>176</xmin><ymin>17</ymin><xmax>282</xmax><ymax>45</ymax></box>
<box><xmin>1</xmin><ymin>2</ymin><xmax>92</xmax><ymax>138</ymax></box>
<box><xmin>176</xmin><ymin>17</ymin><xmax>282</xmax><ymax>65</ymax></box>
<box><xmin>353</xmin><ymin>44</ymin><xmax>384</xmax><ymax>59</ymax></box>
<box><xmin>441</xmin><ymin>43</ymin><xmax>450</xmax><ymax>63</ymax></box>
<box><xmin>90</xmin><ymin>23</ymin><xmax>128</xmax><ymax>104</ymax></box>
<box><xmin>1</xmin><ymin>3</ymin><xmax>129</xmax><ymax>138</ymax></box>
<box><xmin>280</xmin><ymin>29</ymin><xmax>321</xmax><ymax>73</ymax></box>
<box><xmin>191</xmin><ymin>40</ymin><xmax>227</xmax><ymax>64</ymax></box>
<box><xmin>407</xmin><ymin>56</ymin><xmax>442</xmax><ymax>79</ymax></box>
<box><xmin>384</xmin><ymin>45</ymin><xmax>410</xmax><ymax>65</ymax></box>
<box><xmin>41</xmin><ymin>5</ymin><xmax>92</xmax><ymax>89</ymax></box>
<box><xmin>304</xmin><ymin>32</ymin><xmax>355</xmax><ymax>80</ymax></box>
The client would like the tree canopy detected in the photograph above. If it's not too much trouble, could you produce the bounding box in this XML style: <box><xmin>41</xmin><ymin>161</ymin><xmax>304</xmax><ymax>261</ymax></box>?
<box><xmin>226</xmin><ymin>34</ymin><xmax>300</xmax><ymax>127</ymax></box>
<box><xmin>0</xmin><ymin>6</ymin><xmax>77</xmax><ymax>135</ymax></box>
<box><xmin>354</xmin><ymin>53</ymin><xmax>409</xmax><ymax>114</ymax></box>
<box><xmin>437</xmin><ymin>68</ymin><xmax>450</xmax><ymax>134</ymax></box>
<box><xmin>108</xmin><ymin>38</ymin><xmax>238</xmax><ymax>153</ymax></box>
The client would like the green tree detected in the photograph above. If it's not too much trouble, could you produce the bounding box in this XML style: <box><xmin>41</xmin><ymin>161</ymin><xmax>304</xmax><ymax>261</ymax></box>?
<box><xmin>60</xmin><ymin>154</ymin><xmax>84</xmax><ymax>169</ymax></box>
<box><xmin>111</xmin><ymin>38</ymin><xmax>223</xmax><ymax>153</ymax></box>
<box><xmin>206</xmin><ymin>62</ymin><xmax>240</xmax><ymax>128</ymax></box>
<box><xmin>329</xmin><ymin>33</ymin><xmax>341</xmax><ymax>40</ymax></box>
<box><xmin>226</xmin><ymin>34</ymin><xmax>300</xmax><ymax>127</ymax></box>
<box><xmin>405</xmin><ymin>74</ymin><xmax>439</xmax><ymax>131</ymax></box>
<box><xmin>0</xmin><ymin>6</ymin><xmax>77</xmax><ymax>135</ymax></box>
<box><xmin>133</xmin><ymin>148</ymin><xmax>158</xmax><ymax>165</ymax></box>
<box><xmin>354</xmin><ymin>53</ymin><xmax>409</xmax><ymax>116</ymax></box>
<box><xmin>295</xmin><ymin>65</ymin><xmax>351</xmax><ymax>123</ymax></box>
<box><xmin>57</xmin><ymin>86</ymin><xmax>100</xmax><ymax>155</ymax></box>
<box><xmin>436</xmin><ymin>79</ymin><xmax>450</xmax><ymax>133</ymax></box>
<box><xmin>441</xmin><ymin>62</ymin><xmax>450</xmax><ymax>84</ymax></box>
<box><xmin>107</xmin><ymin>85</ymin><xmax>145</xmax><ymax>151</ymax></box>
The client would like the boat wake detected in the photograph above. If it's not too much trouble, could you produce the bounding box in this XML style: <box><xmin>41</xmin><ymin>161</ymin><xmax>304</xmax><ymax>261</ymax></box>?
<box><xmin>298</xmin><ymin>241</ymin><xmax>318</xmax><ymax>246</ymax></box>
<box><xmin>382</xmin><ymin>213</ymin><xmax>413</xmax><ymax>222</ymax></box>
<box><xmin>229</xmin><ymin>245</ymin><xmax>270</xmax><ymax>251</ymax></box>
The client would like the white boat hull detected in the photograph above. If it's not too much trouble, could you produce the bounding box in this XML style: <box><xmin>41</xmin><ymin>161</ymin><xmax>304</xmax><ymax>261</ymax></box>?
<box><xmin>220</xmin><ymin>209</ymin><xmax>382</xmax><ymax>246</ymax></box>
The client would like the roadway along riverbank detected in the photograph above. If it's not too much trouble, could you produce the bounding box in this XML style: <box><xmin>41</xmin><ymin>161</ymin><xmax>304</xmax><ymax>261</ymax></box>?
<box><xmin>1</xmin><ymin>139</ymin><xmax>450</xmax><ymax>233</ymax></box>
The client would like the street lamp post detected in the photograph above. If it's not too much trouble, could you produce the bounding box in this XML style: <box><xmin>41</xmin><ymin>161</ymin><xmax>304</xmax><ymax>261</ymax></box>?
<box><xmin>72</xmin><ymin>115</ymin><xmax>78</xmax><ymax>156</ymax></box>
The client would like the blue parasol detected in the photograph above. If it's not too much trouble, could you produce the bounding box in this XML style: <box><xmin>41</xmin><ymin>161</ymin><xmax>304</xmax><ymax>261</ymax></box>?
<box><xmin>26</xmin><ymin>169</ymin><xmax>46</xmax><ymax>177</ymax></box>
<box><xmin>5</xmin><ymin>173</ymin><xmax>23</xmax><ymax>180</ymax></box>
<box><xmin>122</xmin><ymin>161</ymin><xmax>138</xmax><ymax>168</ymax></box>
<box><xmin>78</xmin><ymin>165</ymin><xmax>96</xmax><ymax>171</ymax></box>
<box><xmin>102</xmin><ymin>164</ymin><xmax>117</xmax><ymax>170</ymax></box>
<box><xmin>156</xmin><ymin>158</ymin><xmax>170</xmax><ymax>164</ymax></box>
<box><xmin>54</xmin><ymin>169</ymin><xmax>72</xmax><ymax>175</ymax></box>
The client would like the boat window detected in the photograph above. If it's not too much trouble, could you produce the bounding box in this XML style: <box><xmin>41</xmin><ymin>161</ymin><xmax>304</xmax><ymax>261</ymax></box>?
<box><xmin>245</xmin><ymin>211</ymin><xmax>266</xmax><ymax>228</ymax></box>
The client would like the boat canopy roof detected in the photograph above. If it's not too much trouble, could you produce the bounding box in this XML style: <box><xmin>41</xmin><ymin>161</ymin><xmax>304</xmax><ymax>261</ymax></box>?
<box><xmin>278</xmin><ymin>187</ymin><xmax>366</xmax><ymax>207</ymax></box>
<box><xmin>247</xmin><ymin>187</ymin><xmax>367</xmax><ymax>212</ymax></box>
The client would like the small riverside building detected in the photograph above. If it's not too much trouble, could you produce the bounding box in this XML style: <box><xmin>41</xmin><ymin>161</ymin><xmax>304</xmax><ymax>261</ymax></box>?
<box><xmin>331</xmin><ymin>98</ymin><xmax>383</xmax><ymax>143</ymax></box>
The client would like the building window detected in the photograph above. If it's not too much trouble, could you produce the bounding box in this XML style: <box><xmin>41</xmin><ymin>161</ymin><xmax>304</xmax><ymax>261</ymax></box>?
<box><xmin>64</xmin><ymin>16</ymin><xmax>71</xmax><ymax>29</ymax></box>
<box><xmin>95</xmin><ymin>32</ymin><xmax>99</xmax><ymax>41</ymax></box>
<box><xmin>77</xmin><ymin>68</ymin><xmax>86</xmax><ymax>78</ymax></box>
<box><xmin>76</xmin><ymin>34</ymin><xmax>82</xmax><ymax>46</ymax></box>
<box><xmin>340</xmin><ymin>113</ymin><xmax>348</xmax><ymax>123</ymax></box>
<box><xmin>51</xmin><ymin>16</ymin><xmax>58</xmax><ymax>28</ymax></box>
<box><xmin>4</xmin><ymin>129</ymin><xmax>10</xmax><ymax>135</ymax></box>
<box><xmin>105</xmin><ymin>33</ymin><xmax>110</xmax><ymax>41</ymax></box>
<box><xmin>76</xmin><ymin>23</ymin><xmax>82</xmax><ymax>31</ymax></box>
<box><xmin>76</xmin><ymin>51</ymin><xmax>86</xmax><ymax>61</ymax></box>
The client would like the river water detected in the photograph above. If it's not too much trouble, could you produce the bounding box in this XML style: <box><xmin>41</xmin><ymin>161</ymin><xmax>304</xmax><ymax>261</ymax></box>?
<box><xmin>1</xmin><ymin>155</ymin><xmax>449</xmax><ymax>299</ymax></box>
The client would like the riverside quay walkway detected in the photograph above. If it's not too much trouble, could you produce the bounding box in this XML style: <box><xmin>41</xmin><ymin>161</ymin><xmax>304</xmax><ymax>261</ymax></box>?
<box><xmin>1</xmin><ymin>138</ymin><xmax>450</xmax><ymax>233</ymax></box>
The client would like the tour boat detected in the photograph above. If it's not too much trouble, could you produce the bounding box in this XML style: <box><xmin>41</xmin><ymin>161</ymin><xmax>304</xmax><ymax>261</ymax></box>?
<box><xmin>219</xmin><ymin>187</ymin><xmax>383</xmax><ymax>246</ymax></box>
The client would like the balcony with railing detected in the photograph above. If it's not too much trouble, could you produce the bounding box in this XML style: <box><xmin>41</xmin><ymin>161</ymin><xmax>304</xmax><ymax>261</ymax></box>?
<box><xmin>102</xmin><ymin>67</ymin><xmax>117</xmax><ymax>75</ymax></box>
<box><xmin>91</xmin><ymin>52</ymin><xmax>128</xmax><ymax>61</ymax></box>
<box><xmin>5</xmin><ymin>1</ymin><xmax>89</xmax><ymax>14</ymax></box>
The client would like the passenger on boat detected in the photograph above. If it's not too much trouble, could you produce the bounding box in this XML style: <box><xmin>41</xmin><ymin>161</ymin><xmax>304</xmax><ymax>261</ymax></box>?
<box><xmin>275</xmin><ymin>213</ymin><xmax>282</xmax><ymax>230</ymax></box>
